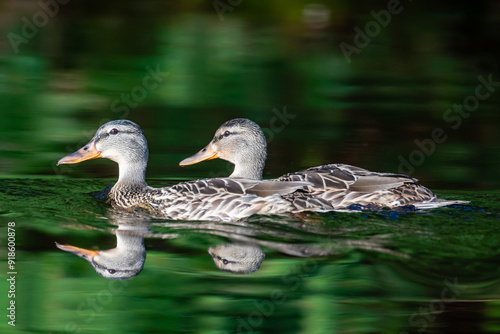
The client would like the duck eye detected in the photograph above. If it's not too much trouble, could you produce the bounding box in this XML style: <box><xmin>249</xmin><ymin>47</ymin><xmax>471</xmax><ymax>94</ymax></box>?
<box><xmin>108</xmin><ymin>269</ymin><xmax>116</xmax><ymax>274</ymax></box>
<box><xmin>110</xmin><ymin>128</ymin><xmax>119</xmax><ymax>135</ymax></box>
<box><xmin>223</xmin><ymin>131</ymin><xmax>231</xmax><ymax>137</ymax></box>
<box><xmin>222</xmin><ymin>259</ymin><xmax>229</xmax><ymax>265</ymax></box>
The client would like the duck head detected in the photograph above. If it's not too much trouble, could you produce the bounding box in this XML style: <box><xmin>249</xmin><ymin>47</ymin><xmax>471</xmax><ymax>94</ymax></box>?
<box><xmin>179</xmin><ymin>118</ymin><xmax>267</xmax><ymax>180</ymax></box>
<box><xmin>57</xmin><ymin>120</ymin><xmax>149</xmax><ymax>186</ymax></box>
<box><xmin>208</xmin><ymin>243</ymin><xmax>265</xmax><ymax>274</ymax></box>
<box><xmin>56</xmin><ymin>229</ymin><xmax>147</xmax><ymax>280</ymax></box>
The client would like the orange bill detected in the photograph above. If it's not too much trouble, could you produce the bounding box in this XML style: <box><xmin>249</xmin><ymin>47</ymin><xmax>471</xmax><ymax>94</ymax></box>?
<box><xmin>57</xmin><ymin>140</ymin><xmax>102</xmax><ymax>165</ymax></box>
<box><xmin>56</xmin><ymin>242</ymin><xmax>100</xmax><ymax>262</ymax></box>
<box><xmin>179</xmin><ymin>144</ymin><xmax>219</xmax><ymax>166</ymax></box>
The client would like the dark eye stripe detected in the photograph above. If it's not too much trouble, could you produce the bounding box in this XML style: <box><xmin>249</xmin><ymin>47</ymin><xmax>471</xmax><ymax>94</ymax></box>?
<box><xmin>101</xmin><ymin>129</ymin><xmax>139</xmax><ymax>140</ymax></box>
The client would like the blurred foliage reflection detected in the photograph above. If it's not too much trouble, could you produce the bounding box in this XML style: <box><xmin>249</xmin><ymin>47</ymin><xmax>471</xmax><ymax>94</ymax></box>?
<box><xmin>0</xmin><ymin>0</ymin><xmax>499</xmax><ymax>190</ymax></box>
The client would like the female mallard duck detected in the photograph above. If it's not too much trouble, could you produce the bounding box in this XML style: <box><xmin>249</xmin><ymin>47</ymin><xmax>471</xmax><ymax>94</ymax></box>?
<box><xmin>179</xmin><ymin>118</ymin><xmax>468</xmax><ymax>209</ymax></box>
<box><xmin>57</xmin><ymin>120</ymin><xmax>333</xmax><ymax>221</ymax></box>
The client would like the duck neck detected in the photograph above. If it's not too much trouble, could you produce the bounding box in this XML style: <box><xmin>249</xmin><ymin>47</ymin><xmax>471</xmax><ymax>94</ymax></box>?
<box><xmin>116</xmin><ymin>161</ymin><xmax>148</xmax><ymax>189</ymax></box>
<box><xmin>230</xmin><ymin>152</ymin><xmax>266</xmax><ymax>180</ymax></box>
<box><xmin>116</xmin><ymin>230</ymin><xmax>146</xmax><ymax>252</ymax></box>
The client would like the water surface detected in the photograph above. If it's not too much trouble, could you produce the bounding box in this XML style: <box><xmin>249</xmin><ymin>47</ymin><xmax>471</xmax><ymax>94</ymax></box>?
<box><xmin>1</xmin><ymin>178</ymin><xmax>499</xmax><ymax>333</ymax></box>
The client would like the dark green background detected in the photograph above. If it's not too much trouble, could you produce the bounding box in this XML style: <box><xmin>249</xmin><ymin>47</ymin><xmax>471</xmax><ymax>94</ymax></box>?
<box><xmin>1</xmin><ymin>0</ymin><xmax>499</xmax><ymax>189</ymax></box>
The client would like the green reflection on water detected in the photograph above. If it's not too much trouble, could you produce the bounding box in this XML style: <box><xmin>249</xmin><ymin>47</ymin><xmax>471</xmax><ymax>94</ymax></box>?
<box><xmin>1</xmin><ymin>178</ymin><xmax>500</xmax><ymax>333</ymax></box>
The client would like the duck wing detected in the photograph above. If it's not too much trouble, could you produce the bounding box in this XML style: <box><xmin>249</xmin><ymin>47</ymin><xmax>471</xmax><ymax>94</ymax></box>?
<box><xmin>148</xmin><ymin>178</ymin><xmax>299</xmax><ymax>221</ymax></box>
<box><xmin>276</xmin><ymin>164</ymin><xmax>444</xmax><ymax>208</ymax></box>
<box><xmin>337</xmin><ymin>164</ymin><xmax>419</xmax><ymax>192</ymax></box>
<box><xmin>238</xmin><ymin>179</ymin><xmax>313</xmax><ymax>197</ymax></box>
<box><xmin>278</xmin><ymin>164</ymin><xmax>418</xmax><ymax>190</ymax></box>
<box><xmin>162</xmin><ymin>177</ymin><xmax>311</xmax><ymax>197</ymax></box>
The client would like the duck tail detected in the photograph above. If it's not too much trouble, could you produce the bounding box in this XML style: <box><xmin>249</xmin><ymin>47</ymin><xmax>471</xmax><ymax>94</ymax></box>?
<box><xmin>412</xmin><ymin>198</ymin><xmax>470</xmax><ymax>210</ymax></box>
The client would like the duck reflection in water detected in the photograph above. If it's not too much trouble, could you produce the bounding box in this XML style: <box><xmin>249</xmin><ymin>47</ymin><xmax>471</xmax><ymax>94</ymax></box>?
<box><xmin>57</xmin><ymin>211</ymin><xmax>408</xmax><ymax>279</ymax></box>
<box><xmin>153</xmin><ymin>215</ymin><xmax>408</xmax><ymax>274</ymax></box>
<box><xmin>208</xmin><ymin>243</ymin><xmax>265</xmax><ymax>274</ymax></box>
<box><xmin>56</xmin><ymin>221</ymin><xmax>150</xmax><ymax>280</ymax></box>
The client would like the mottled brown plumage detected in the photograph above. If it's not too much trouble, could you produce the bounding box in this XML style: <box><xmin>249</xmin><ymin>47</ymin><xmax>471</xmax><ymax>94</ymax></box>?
<box><xmin>57</xmin><ymin>120</ymin><xmax>332</xmax><ymax>221</ymax></box>
<box><xmin>276</xmin><ymin>164</ymin><xmax>466</xmax><ymax>209</ymax></box>
<box><xmin>180</xmin><ymin>118</ymin><xmax>469</xmax><ymax>210</ymax></box>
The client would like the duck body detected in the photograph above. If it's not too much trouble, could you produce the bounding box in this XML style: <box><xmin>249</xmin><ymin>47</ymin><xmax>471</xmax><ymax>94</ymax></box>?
<box><xmin>276</xmin><ymin>163</ymin><xmax>462</xmax><ymax>210</ymax></box>
<box><xmin>58</xmin><ymin>120</ymin><xmax>332</xmax><ymax>221</ymax></box>
<box><xmin>180</xmin><ymin>118</ymin><xmax>468</xmax><ymax>210</ymax></box>
<box><xmin>107</xmin><ymin>178</ymin><xmax>333</xmax><ymax>221</ymax></box>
